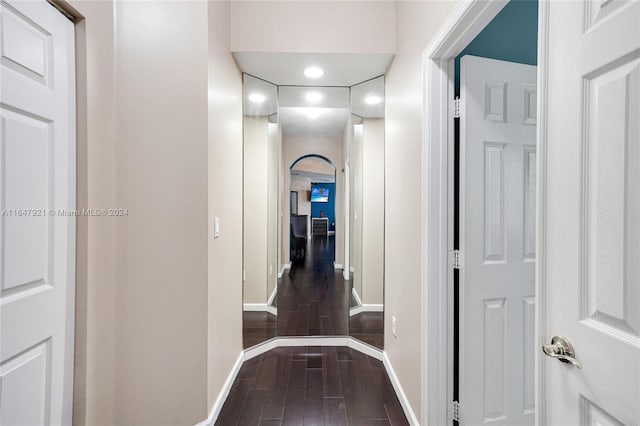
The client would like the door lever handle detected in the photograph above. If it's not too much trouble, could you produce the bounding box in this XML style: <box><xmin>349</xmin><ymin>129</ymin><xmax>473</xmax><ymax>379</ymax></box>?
<box><xmin>542</xmin><ymin>335</ymin><xmax>582</xmax><ymax>369</ymax></box>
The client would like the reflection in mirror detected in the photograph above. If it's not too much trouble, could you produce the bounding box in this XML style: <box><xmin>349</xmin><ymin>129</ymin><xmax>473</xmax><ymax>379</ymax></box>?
<box><xmin>348</xmin><ymin>76</ymin><xmax>385</xmax><ymax>349</ymax></box>
<box><xmin>242</xmin><ymin>74</ymin><xmax>280</xmax><ymax>348</ymax></box>
<box><xmin>277</xmin><ymin>86</ymin><xmax>351</xmax><ymax>337</ymax></box>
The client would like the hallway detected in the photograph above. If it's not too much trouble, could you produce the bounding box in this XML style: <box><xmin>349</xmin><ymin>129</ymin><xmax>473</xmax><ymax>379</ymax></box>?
<box><xmin>216</xmin><ymin>346</ymin><xmax>409</xmax><ymax>425</ymax></box>
<box><xmin>278</xmin><ymin>236</ymin><xmax>349</xmax><ymax>337</ymax></box>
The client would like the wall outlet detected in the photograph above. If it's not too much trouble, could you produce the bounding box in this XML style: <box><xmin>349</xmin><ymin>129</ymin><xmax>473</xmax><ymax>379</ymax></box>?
<box><xmin>392</xmin><ymin>316</ymin><xmax>397</xmax><ymax>338</ymax></box>
<box><xmin>269</xmin><ymin>265</ymin><xmax>273</xmax><ymax>276</ymax></box>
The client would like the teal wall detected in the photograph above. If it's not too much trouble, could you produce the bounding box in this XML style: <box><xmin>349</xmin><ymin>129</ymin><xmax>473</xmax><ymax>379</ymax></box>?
<box><xmin>455</xmin><ymin>0</ymin><xmax>538</xmax><ymax>96</ymax></box>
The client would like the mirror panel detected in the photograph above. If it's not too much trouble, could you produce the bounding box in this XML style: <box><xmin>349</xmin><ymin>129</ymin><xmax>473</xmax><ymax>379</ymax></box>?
<box><xmin>241</xmin><ymin>74</ymin><xmax>385</xmax><ymax>350</ymax></box>
<box><xmin>242</xmin><ymin>74</ymin><xmax>279</xmax><ymax>348</ymax></box>
<box><xmin>348</xmin><ymin>76</ymin><xmax>385</xmax><ymax>349</ymax></box>
<box><xmin>278</xmin><ymin>86</ymin><xmax>351</xmax><ymax>337</ymax></box>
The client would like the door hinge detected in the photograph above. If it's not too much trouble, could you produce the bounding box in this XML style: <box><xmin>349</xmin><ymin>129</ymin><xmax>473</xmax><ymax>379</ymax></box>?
<box><xmin>453</xmin><ymin>97</ymin><xmax>461</xmax><ymax>119</ymax></box>
<box><xmin>449</xmin><ymin>400</ymin><xmax>463</xmax><ymax>423</ymax></box>
<box><xmin>450</xmin><ymin>249</ymin><xmax>463</xmax><ymax>269</ymax></box>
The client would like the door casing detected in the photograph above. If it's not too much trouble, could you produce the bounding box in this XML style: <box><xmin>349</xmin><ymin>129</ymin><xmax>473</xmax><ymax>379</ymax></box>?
<box><xmin>420</xmin><ymin>0</ymin><xmax>550</xmax><ymax>424</ymax></box>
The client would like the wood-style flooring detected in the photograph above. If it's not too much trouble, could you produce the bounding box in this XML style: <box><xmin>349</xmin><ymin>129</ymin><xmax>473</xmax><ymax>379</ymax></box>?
<box><xmin>242</xmin><ymin>236</ymin><xmax>385</xmax><ymax>349</ymax></box>
<box><xmin>276</xmin><ymin>236</ymin><xmax>349</xmax><ymax>337</ymax></box>
<box><xmin>215</xmin><ymin>346</ymin><xmax>409</xmax><ymax>426</ymax></box>
<box><xmin>349</xmin><ymin>313</ymin><xmax>384</xmax><ymax>350</ymax></box>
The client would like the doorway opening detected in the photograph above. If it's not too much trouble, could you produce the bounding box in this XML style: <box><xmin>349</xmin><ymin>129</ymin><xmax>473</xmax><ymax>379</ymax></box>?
<box><xmin>422</xmin><ymin>1</ymin><xmax>540</xmax><ymax>424</ymax></box>
<box><xmin>289</xmin><ymin>154</ymin><xmax>337</xmax><ymax>264</ymax></box>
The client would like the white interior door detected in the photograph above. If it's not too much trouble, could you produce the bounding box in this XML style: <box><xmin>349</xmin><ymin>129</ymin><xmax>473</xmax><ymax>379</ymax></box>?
<box><xmin>0</xmin><ymin>1</ymin><xmax>75</xmax><ymax>424</ymax></box>
<box><xmin>459</xmin><ymin>55</ymin><xmax>537</xmax><ymax>426</ymax></box>
<box><xmin>543</xmin><ymin>1</ymin><xmax>639</xmax><ymax>424</ymax></box>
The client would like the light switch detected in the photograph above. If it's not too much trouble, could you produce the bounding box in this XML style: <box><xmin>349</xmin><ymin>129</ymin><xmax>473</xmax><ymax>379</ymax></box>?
<box><xmin>214</xmin><ymin>217</ymin><xmax>220</xmax><ymax>239</ymax></box>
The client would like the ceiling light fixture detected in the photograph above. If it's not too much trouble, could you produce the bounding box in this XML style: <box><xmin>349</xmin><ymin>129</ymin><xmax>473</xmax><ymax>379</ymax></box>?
<box><xmin>304</xmin><ymin>67</ymin><xmax>324</xmax><ymax>78</ymax></box>
<box><xmin>306</xmin><ymin>92</ymin><xmax>323</xmax><ymax>102</ymax></box>
<box><xmin>306</xmin><ymin>108</ymin><xmax>320</xmax><ymax>119</ymax></box>
<box><xmin>364</xmin><ymin>95</ymin><xmax>382</xmax><ymax>105</ymax></box>
<box><xmin>248</xmin><ymin>93</ymin><xmax>266</xmax><ymax>103</ymax></box>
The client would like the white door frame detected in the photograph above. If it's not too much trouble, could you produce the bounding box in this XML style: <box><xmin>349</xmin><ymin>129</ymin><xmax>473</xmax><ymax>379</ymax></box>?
<box><xmin>420</xmin><ymin>0</ymin><xmax>549</xmax><ymax>424</ymax></box>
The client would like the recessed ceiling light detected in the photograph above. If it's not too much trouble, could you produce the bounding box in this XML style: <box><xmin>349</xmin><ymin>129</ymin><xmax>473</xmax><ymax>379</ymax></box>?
<box><xmin>248</xmin><ymin>93</ymin><xmax>266</xmax><ymax>103</ymax></box>
<box><xmin>306</xmin><ymin>108</ymin><xmax>320</xmax><ymax>119</ymax></box>
<box><xmin>304</xmin><ymin>67</ymin><xmax>324</xmax><ymax>78</ymax></box>
<box><xmin>364</xmin><ymin>95</ymin><xmax>382</xmax><ymax>105</ymax></box>
<box><xmin>306</xmin><ymin>92</ymin><xmax>323</xmax><ymax>102</ymax></box>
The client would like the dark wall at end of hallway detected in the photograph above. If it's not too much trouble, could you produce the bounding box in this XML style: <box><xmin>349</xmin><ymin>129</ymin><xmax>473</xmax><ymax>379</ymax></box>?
<box><xmin>310</xmin><ymin>183</ymin><xmax>335</xmax><ymax>231</ymax></box>
<box><xmin>455</xmin><ymin>0</ymin><xmax>538</xmax><ymax>96</ymax></box>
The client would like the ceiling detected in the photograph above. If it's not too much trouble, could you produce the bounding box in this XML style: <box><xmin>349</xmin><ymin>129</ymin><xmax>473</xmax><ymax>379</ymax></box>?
<box><xmin>233</xmin><ymin>52</ymin><xmax>393</xmax><ymax>86</ymax></box>
<box><xmin>239</xmin><ymin>53</ymin><xmax>388</xmax><ymax>135</ymax></box>
<box><xmin>279</xmin><ymin>107</ymin><xmax>350</xmax><ymax>137</ymax></box>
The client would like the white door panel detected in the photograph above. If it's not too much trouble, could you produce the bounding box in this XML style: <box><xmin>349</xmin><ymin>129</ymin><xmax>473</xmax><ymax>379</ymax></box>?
<box><xmin>545</xmin><ymin>0</ymin><xmax>639</xmax><ymax>424</ymax></box>
<box><xmin>460</xmin><ymin>55</ymin><xmax>537</xmax><ymax>426</ymax></box>
<box><xmin>0</xmin><ymin>0</ymin><xmax>75</xmax><ymax>424</ymax></box>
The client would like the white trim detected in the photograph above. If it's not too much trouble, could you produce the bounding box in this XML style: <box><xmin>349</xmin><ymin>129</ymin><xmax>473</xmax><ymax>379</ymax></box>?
<box><xmin>421</xmin><ymin>1</ymin><xmax>510</xmax><ymax>425</ymax></box>
<box><xmin>267</xmin><ymin>286</ymin><xmax>277</xmax><ymax>306</ymax></box>
<box><xmin>277</xmin><ymin>263</ymin><xmax>291</xmax><ymax>278</ymax></box>
<box><xmin>333</xmin><ymin>262</ymin><xmax>343</xmax><ymax>270</ymax></box>
<box><xmin>195</xmin><ymin>352</ymin><xmax>244</xmax><ymax>426</ymax></box>
<box><xmin>243</xmin><ymin>303</ymin><xmax>277</xmax><ymax>316</ymax></box>
<box><xmin>351</xmin><ymin>287</ymin><xmax>362</xmax><ymax>306</ymax></box>
<box><xmin>383</xmin><ymin>351</ymin><xmax>420</xmax><ymax>426</ymax></box>
<box><xmin>350</xmin><ymin>304</ymin><xmax>384</xmax><ymax>317</ymax></box>
<box><xmin>534</xmin><ymin>1</ymin><xmax>550</xmax><ymax>424</ymax></box>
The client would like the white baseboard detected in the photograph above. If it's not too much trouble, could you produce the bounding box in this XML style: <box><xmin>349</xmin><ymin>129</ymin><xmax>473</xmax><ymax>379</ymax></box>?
<box><xmin>333</xmin><ymin>262</ymin><xmax>343</xmax><ymax>270</ymax></box>
<box><xmin>267</xmin><ymin>286</ymin><xmax>277</xmax><ymax>306</ymax></box>
<box><xmin>197</xmin><ymin>338</ymin><xmax>422</xmax><ymax>426</ymax></box>
<box><xmin>351</xmin><ymin>288</ymin><xmax>362</xmax><ymax>306</ymax></box>
<box><xmin>195</xmin><ymin>351</ymin><xmax>244</xmax><ymax>426</ymax></box>
<box><xmin>243</xmin><ymin>303</ymin><xmax>277</xmax><ymax>316</ymax></box>
<box><xmin>277</xmin><ymin>263</ymin><xmax>291</xmax><ymax>278</ymax></box>
<box><xmin>349</xmin><ymin>303</ymin><xmax>384</xmax><ymax>316</ymax></box>
<box><xmin>383</xmin><ymin>351</ymin><xmax>420</xmax><ymax>426</ymax></box>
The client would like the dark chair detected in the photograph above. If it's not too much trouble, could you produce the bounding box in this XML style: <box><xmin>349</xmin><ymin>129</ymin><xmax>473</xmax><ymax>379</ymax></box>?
<box><xmin>290</xmin><ymin>214</ymin><xmax>308</xmax><ymax>263</ymax></box>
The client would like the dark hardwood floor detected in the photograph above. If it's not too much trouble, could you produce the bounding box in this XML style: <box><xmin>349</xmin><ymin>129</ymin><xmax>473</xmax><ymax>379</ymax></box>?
<box><xmin>277</xmin><ymin>236</ymin><xmax>350</xmax><ymax>337</ymax></box>
<box><xmin>243</xmin><ymin>311</ymin><xmax>277</xmax><ymax>348</ymax></box>
<box><xmin>349</xmin><ymin>312</ymin><xmax>384</xmax><ymax>350</ymax></box>
<box><xmin>242</xmin><ymin>236</ymin><xmax>385</xmax><ymax>349</ymax></box>
<box><xmin>215</xmin><ymin>346</ymin><xmax>409</xmax><ymax>426</ymax></box>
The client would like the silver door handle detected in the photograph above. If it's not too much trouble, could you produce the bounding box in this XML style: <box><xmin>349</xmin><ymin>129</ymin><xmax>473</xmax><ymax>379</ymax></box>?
<box><xmin>542</xmin><ymin>335</ymin><xmax>582</xmax><ymax>369</ymax></box>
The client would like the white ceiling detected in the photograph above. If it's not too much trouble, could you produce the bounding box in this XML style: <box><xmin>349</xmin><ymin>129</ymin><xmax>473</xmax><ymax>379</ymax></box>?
<box><xmin>279</xmin><ymin>107</ymin><xmax>350</xmax><ymax>137</ymax></box>
<box><xmin>233</xmin><ymin>52</ymin><xmax>393</xmax><ymax>86</ymax></box>
<box><xmin>279</xmin><ymin>86</ymin><xmax>349</xmax><ymax>109</ymax></box>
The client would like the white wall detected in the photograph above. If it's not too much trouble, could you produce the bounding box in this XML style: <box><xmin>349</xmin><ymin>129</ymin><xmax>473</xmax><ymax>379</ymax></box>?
<box><xmin>244</xmin><ymin>117</ymin><xmax>269</xmax><ymax>303</ymax></box>
<box><xmin>362</xmin><ymin>118</ymin><xmax>385</xmax><ymax>305</ymax></box>
<box><xmin>230</xmin><ymin>1</ymin><xmax>396</xmax><ymax>54</ymax></box>
<box><xmin>114</xmin><ymin>2</ymin><xmax>209</xmax><ymax>423</ymax></box>
<box><xmin>385</xmin><ymin>1</ymin><xmax>457</xmax><ymax>420</ymax></box>
<box><xmin>71</xmin><ymin>1</ymin><xmax>244</xmax><ymax>424</ymax></box>
<box><xmin>207</xmin><ymin>0</ymin><xmax>244</xmax><ymax>414</ymax></box>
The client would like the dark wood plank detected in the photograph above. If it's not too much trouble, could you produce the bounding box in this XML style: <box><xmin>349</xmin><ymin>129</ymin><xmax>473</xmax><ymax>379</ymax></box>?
<box><xmin>324</xmin><ymin>398</ymin><xmax>348</xmax><ymax>426</ymax></box>
<box><xmin>338</xmin><ymin>360</ymin><xmax>369</xmax><ymax>426</ymax></box>
<box><xmin>303</xmin><ymin>398</ymin><xmax>324</xmax><ymax>426</ymax></box>
<box><xmin>261</xmin><ymin>348</ymin><xmax>292</xmax><ymax>419</ymax></box>
<box><xmin>281</xmin><ymin>361</ymin><xmax>306</xmax><ymax>426</ymax></box>
<box><xmin>215</xmin><ymin>378</ymin><xmax>251</xmax><ymax>426</ymax></box>
<box><xmin>351</xmin><ymin>351</ymin><xmax>388</xmax><ymax>419</ymax></box>
<box><xmin>384</xmin><ymin>403</ymin><xmax>410</xmax><ymax>426</ymax></box>
<box><xmin>259</xmin><ymin>420</ymin><xmax>282</xmax><ymax>426</ymax></box>
<box><xmin>237</xmin><ymin>389</ymin><xmax>267</xmax><ymax>425</ymax></box>
<box><xmin>305</xmin><ymin>368</ymin><xmax>323</xmax><ymax>399</ymax></box>
<box><xmin>322</xmin><ymin>346</ymin><xmax>343</xmax><ymax>397</ymax></box>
